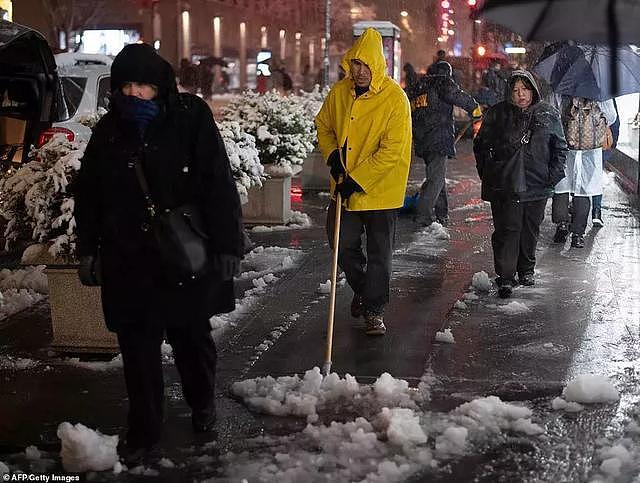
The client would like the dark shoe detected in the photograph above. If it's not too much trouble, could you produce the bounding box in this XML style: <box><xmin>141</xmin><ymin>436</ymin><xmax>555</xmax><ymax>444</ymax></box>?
<box><xmin>118</xmin><ymin>442</ymin><xmax>159</xmax><ymax>467</ymax></box>
<box><xmin>571</xmin><ymin>234</ymin><xmax>585</xmax><ymax>248</ymax></box>
<box><xmin>518</xmin><ymin>273</ymin><xmax>535</xmax><ymax>286</ymax></box>
<box><xmin>351</xmin><ymin>294</ymin><xmax>364</xmax><ymax>318</ymax></box>
<box><xmin>192</xmin><ymin>408</ymin><xmax>217</xmax><ymax>433</ymax></box>
<box><xmin>498</xmin><ymin>284</ymin><xmax>513</xmax><ymax>298</ymax></box>
<box><xmin>435</xmin><ymin>217</ymin><xmax>449</xmax><ymax>227</ymax></box>
<box><xmin>592</xmin><ymin>209</ymin><xmax>604</xmax><ymax>228</ymax></box>
<box><xmin>553</xmin><ymin>222</ymin><xmax>569</xmax><ymax>243</ymax></box>
<box><xmin>364</xmin><ymin>314</ymin><xmax>386</xmax><ymax>335</ymax></box>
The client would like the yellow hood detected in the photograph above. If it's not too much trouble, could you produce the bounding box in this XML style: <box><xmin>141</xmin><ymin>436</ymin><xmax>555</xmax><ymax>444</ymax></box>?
<box><xmin>340</xmin><ymin>28</ymin><xmax>388</xmax><ymax>94</ymax></box>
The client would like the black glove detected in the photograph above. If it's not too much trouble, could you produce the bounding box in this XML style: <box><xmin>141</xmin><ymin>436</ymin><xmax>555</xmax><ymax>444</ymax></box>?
<box><xmin>328</xmin><ymin>149</ymin><xmax>345</xmax><ymax>182</ymax></box>
<box><xmin>78</xmin><ymin>255</ymin><xmax>102</xmax><ymax>286</ymax></box>
<box><xmin>215</xmin><ymin>254</ymin><xmax>241</xmax><ymax>281</ymax></box>
<box><xmin>336</xmin><ymin>177</ymin><xmax>363</xmax><ymax>200</ymax></box>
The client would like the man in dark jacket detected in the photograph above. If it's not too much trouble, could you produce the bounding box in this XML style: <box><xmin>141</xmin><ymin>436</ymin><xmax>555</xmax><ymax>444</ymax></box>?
<box><xmin>474</xmin><ymin>70</ymin><xmax>567</xmax><ymax>297</ymax></box>
<box><xmin>408</xmin><ymin>61</ymin><xmax>481</xmax><ymax>226</ymax></box>
<box><xmin>74</xmin><ymin>44</ymin><xmax>244</xmax><ymax>462</ymax></box>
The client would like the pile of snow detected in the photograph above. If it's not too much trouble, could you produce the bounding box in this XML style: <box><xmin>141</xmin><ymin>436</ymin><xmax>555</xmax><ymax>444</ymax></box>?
<box><xmin>0</xmin><ymin>266</ymin><xmax>48</xmax><ymax>294</ymax></box>
<box><xmin>66</xmin><ymin>354</ymin><xmax>123</xmax><ymax>371</ymax></box>
<box><xmin>57</xmin><ymin>422</ymin><xmax>119</xmax><ymax>473</ymax></box>
<box><xmin>453</xmin><ymin>300</ymin><xmax>468</xmax><ymax>310</ymax></box>
<box><xmin>0</xmin><ymin>356</ymin><xmax>38</xmax><ymax>370</ymax></box>
<box><xmin>452</xmin><ymin>396</ymin><xmax>544</xmax><ymax>436</ymax></box>
<box><xmin>462</xmin><ymin>291</ymin><xmax>479</xmax><ymax>302</ymax></box>
<box><xmin>497</xmin><ymin>301</ymin><xmax>530</xmax><ymax>314</ymax></box>
<box><xmin>316</xmin><ymin>277</ymin><xmax>345</xmax><ymax>294</ymax></box>
<box><xmin>435</xmin><ymin>426</ymin><xmax>468</xmax><ymax>455</ymax></box>
<box><xmin>0</xmin><ymin>289</ymin><xmax>46</xmax><ymax>321</ymax></box>
<box><xmin>251</xmin><ymin>211</ymin><xmax>312</xmax><ymax>233</ymax></box>
<box><xmin>435</xmin><ymin>328</ymin><xmax>455</xmax><ymax>344</ymax></box>
<box><xmin>225</xmin><ymin>373</ymin><xmax>547</xmax><ymax>482</ymax></box>
<box><xmin>471</xmin><ymin>271</ymin><xmax>491</xmax><ymax>292</ymax></box>
<box><xmin>551</xmin><ymin>397</ymin><xmax>584</xmax><ymax>412</ymax></box>
<box><xmin>421</xmin><ymin>222</ymin><xmax>450</xmax><ymax>240</ymax></box>
<box><xmin>231</xmin><ymin>368</ymin><xmax>418</xmax><ymax>422</ymax></box>
<box><xmin>589</xmin><ymin>438</ymin><xmax>640</xmax><ymax>481</ymax></box>
<box><xmin>561</xmin><ymin>374</ymin><xmax>620</xmax><ymax>403</ymax></box>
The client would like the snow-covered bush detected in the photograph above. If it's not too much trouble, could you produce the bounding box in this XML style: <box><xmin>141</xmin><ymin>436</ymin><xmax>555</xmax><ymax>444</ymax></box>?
<box><xmin>219</xmin><ymin>120</ymin><xmax>265</xmax><ymax>201</ymax></box>
<box><xmin>0</xmin><ymin>134</ymin><xmax>84</xmax><ymax>260</ymax></box>
<box><xmin>0</xmin><ymin>118</ymin><xmax>264</xmax><ymax>260</ymax></box>
<box><xmin>222</xmin><ymin>90</ymin><xmax>317</xmax><ymax>175</ymax></box>
<box><xmin>292</xmin><ymin>85</ymin><xmax>330</xmax><ymax>120</ymax></box>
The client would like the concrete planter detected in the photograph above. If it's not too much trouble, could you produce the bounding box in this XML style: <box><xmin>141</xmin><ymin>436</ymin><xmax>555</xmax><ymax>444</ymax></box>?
<box><xmin>242</xmin><ymin>164</ymin><xmax>301</xmax><ymax>225</ymax></box>
<box><xmin>25</xmin><ymin>244</ymin><xmax>118</xmax><ymax>353</ymax></box>
<box><xmin>301</xmin><ymin>149</ymin><xmax>330</xmax><ymax>191</ymax></box>
<box><xmin>46</xmin><ymin>266</ymin><xmax>118</xmax><ymax>353</ymax></box>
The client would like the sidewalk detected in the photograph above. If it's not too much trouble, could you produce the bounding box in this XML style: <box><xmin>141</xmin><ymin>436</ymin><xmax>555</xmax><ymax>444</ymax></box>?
<box><xmin>1</xmin><ymin>140</ymin><xmax>639</xmax><ymax>482</ymax></box>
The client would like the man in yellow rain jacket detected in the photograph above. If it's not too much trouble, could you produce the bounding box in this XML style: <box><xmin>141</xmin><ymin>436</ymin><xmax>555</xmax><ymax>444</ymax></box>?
<box><xmin>315</xmin><ymin>28</ymin><xmax>412</xmax><ymax>336</ymax></box>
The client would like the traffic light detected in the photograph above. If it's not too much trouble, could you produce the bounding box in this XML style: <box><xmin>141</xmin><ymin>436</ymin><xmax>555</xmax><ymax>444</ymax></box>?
<box><xmin>467</xmin><ymin>0</ymin><xmax>477</xmax><ymax>5</ymax></box>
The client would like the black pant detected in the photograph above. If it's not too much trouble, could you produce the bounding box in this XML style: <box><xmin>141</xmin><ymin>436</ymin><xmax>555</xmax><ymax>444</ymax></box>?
<box><xmin>117</xmin><ymin>317</ymin><xmax>217</xmax><ymax>448</ymax></box>
<box><xmin>326</xmin><ymin>202</ymin><xmax>396</xmax><ymax>315</ymax></box>
<box><xmin>551</xmin><ymin>193</ymin><xmax>590</xmax><ymax>235</ymax></box>
<box><xmin>490</xmin><ymin>198</ymin><xmax>547</xmax><ymax>281</ymax></box>
<box><xmin>416</xmin><ymin>152</ymin><xmax>448</xmax><ymax>224</ymax></box>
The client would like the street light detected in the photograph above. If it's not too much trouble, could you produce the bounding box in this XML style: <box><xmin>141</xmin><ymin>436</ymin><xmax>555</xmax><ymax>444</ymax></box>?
<box><xmin>400</xmin><ymin>10</ymin><xmax>408</xmax><ymax>17</ymax></box>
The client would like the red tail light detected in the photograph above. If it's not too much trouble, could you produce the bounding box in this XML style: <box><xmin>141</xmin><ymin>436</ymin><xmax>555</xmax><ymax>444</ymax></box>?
<box><xmin>37</xmin><ymin>127</ymin><xmax>75</xmax><ymax>147</ymax></box>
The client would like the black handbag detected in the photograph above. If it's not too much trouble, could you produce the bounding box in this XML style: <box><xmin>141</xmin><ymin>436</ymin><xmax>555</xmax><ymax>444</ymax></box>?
<box><xmin>134</xmin><ymin>162</ymin><xmax>210</xmax><ymax>284</ymax></box>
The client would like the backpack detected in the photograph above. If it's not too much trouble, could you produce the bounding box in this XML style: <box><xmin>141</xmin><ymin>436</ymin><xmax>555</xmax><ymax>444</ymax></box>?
<box><xmin>562</xmin><ymin>97</ymin><xmax>608</xmax><ymax>150</ymax></box>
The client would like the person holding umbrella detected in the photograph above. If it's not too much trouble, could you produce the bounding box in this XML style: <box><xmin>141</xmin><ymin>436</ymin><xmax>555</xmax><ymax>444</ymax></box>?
<box><xmin>315</xmin><ymin>28</ymin><xmax>412</xmax><ymax>336</ymax></box>
<box><xmin>474</xmin><ymin>70</ymin><xmax>567</xmax><ymax>298</ymax></box>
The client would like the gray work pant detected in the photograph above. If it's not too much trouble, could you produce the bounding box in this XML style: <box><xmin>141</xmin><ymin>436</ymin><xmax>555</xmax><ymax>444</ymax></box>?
<box><xmin>551</xmin><ymin>193</ymin><xmax>590</xmax><ymax>236</ymax></box>
<box><xmin>326</xmin><ymin>202</ymin><xmax>397</xmax><ymax>315</ymax></box>
<box><xmin>416</xmin><ymin>151</ymin><xmax>448</xmax><ymax>224</ymax></box>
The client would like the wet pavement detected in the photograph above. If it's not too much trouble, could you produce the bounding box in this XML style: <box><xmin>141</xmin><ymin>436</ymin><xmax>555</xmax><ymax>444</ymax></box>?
<box><xmin>1</xmin><ymin>140</ymin><xmax>640</xmax><ymax>482</ymax></box>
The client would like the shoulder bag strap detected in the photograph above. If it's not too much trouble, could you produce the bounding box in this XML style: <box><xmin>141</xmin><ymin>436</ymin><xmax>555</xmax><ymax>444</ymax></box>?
<box><xmin>134</xmin><ymin>161</ymin><xmax>157</xmax><ymax>218</ymax></box>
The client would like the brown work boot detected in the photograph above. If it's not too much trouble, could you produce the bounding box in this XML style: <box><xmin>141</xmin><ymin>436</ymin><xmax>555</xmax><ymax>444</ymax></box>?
<box><xmin>364</xmin><ymin>314</ymin><xmax>386</xmax><ymax>336</ymax></box>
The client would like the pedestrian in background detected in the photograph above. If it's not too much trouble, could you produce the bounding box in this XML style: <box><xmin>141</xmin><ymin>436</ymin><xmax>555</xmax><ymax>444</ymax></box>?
<box><xmin>408</xmin><ymin>60</ymin><xmax>481</xmax><ymax>227</ymax></box>
<box><xmin>474</xmin><ymin>70</ymin><xmax>567</xmax><ymax>298</ymax></box>
<box><xmin>316</xmin><ymin>28</ymin><xmax>412</xmax><ymax>336</ymax></box>
<box><xmin>74</xmin><ymin>44</ymin><xmax>244</xmax><ymax>463</ymax></box>
<box><xmin>551</xmin><ymin>95</ymin><xmax>617</xmax><ymax>248</ymax></box>
<box><xmin>593</xmin><ymin>99</ymin><xmax>620</xmax><ymax>226</ymax></box>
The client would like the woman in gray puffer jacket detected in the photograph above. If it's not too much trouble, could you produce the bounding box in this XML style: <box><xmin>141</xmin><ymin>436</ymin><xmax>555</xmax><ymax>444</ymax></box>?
<box><xmin>473</xmin><ymin>70</ymin><xmax>567</xmax><ymax>298</ymax></box>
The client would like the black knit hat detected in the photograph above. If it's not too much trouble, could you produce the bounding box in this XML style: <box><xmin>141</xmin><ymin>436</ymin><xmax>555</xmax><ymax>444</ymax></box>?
<box><xmin>111</xmin><ymin>43</ymin><xmax>176</xmax><ymax>98</ymax></box>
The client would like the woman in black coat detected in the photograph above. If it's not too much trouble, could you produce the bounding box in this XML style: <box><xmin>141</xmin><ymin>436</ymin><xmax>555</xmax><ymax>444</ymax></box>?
<box><xmin>74</xmin><ymin>44</ymin><xmax>244</xmax><ymax>459</ymax></box>
<box><xmin>473</xmin><ymin>70</ymin><xmax>567</xmax><ymax>298</ymax></box>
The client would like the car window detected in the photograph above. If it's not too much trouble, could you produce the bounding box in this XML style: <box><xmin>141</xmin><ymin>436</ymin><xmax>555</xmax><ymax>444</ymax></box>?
<box><xmin>97</xmin><ymin>76</ymin><xmax>111</xmax><ymax>111</ymax></box>
<box><xmin>60</xmin><ymin>76</ymin><xmax>87</xmax><ymax>119</ymax></box>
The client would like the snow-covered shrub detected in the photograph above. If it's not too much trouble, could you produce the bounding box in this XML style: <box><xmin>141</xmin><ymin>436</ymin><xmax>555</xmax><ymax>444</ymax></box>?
<box><xmin>219</xmin><ymin>120</ymin><xmax>265</xmax><ymax>201</ymax></box>
<box><xmin>0</xmin><ymin>134</ymin><xmax>85</xmax><ymax>260</ymax></box>
<box><xmin>292</xmin><ymin>85</ymin><xmax>330</xmax><ymax>120</ymax></box>
<box><xmin>222</xmin><ymin>90</ymin><xmax>317</xmax><ymax>175</ymax></box>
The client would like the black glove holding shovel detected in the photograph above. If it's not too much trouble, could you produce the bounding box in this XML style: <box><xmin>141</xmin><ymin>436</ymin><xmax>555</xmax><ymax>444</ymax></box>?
<box><xmin>328</xmin><ymin>149</ymin><xmax>363</xmax><ymax>200</ymax></box>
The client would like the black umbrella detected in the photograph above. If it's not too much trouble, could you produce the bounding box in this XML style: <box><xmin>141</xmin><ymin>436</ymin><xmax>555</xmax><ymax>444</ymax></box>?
<box><xmin>478</xmin><ymin>0</ymin><xmax>640</xmax><ymax>96</ymax></box>
<box><xmin>533</xmin><ymin>43</ymin><xmax>640</xmax><ymax>100</ymax></box>
<box><xmin>477</xmin><ymin>0</ymin><xmax>640</xmax><ymax>43</ymax></box>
